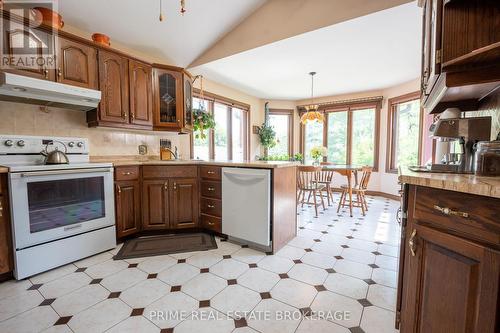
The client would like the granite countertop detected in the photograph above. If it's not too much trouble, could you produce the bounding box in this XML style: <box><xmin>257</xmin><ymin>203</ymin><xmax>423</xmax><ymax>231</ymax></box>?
<box><xmin>399</xmin><ymin>167</ymin><xmax>500</xmax><ymax>198</ymax></box>
<box><xmin>90</xmin><ymin>156</ymin><xmax>300</xmax><ymax>169</ymax></box>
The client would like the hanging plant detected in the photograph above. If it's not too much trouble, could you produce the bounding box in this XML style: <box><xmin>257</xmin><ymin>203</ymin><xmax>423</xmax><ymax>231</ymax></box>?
<box><xmin>192</xmin><ymin>75</ymin><xmax>215</xmax><ymax>139</ymax></box>
<box><xmin>193</xmin><ymin>106</ymin><xmax>215</xmax><ymax>139</ymax></box>
<box><xmin>258</xmin><ymin>102</ymin><xmax>276</xmax><ymax>155</ymax></box>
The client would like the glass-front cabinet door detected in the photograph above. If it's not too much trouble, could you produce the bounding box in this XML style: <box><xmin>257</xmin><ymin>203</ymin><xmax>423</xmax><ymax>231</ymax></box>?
<box><xmin>154</xmin><ymin>68</ymin><xmax>183</xmax><ymax>128</ymax></box>
<box><xmin>183</xmin><ymin>73</ymin><xmax>193</xmax><ymax>130</ymax></box>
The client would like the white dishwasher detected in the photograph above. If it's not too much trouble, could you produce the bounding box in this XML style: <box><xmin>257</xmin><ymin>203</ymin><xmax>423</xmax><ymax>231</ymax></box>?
<box><xmin>222</xmin><ymin>167</ymin><xmax>271</xmax><ymax>247</ymax></box>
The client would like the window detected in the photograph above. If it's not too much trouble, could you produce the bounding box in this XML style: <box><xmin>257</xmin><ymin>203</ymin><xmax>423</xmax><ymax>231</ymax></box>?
<box><xmin>387</xmin><ymin>92</ymin><xmax>421</xmax><ymax>172</ymax></box>
<box><xmin>268</xmin><ymin>109</ymin><xmax>293</xmax><ymax>157</ymax></box>
<box><xmin>300</xmin><ymin>101</ymin><xmax>380</xmax><ymax>169</ymax></box>
<box><xmin>192</xmin><ymin>92</ymin><xmax>249</xmax><ymax>161</ymax></box>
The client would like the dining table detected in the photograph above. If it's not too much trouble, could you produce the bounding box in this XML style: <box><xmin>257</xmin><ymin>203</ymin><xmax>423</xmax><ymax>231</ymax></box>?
<box><xmin>320</xmin><ymin>164</ymin><xmax>363</xmax><ymax>217</ymax></box>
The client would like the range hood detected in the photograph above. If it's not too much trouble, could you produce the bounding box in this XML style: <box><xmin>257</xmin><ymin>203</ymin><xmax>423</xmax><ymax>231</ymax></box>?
<box><xmin>0</xmin><ymin>72</ymin><xmax>101</xmax><ymax>111</ymax></box>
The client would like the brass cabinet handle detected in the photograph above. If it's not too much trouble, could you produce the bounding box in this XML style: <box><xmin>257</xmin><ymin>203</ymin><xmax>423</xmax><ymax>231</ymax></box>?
<box><xmin>207</xmin><ymin>171</ymin><xmax>216</xmax><ymax>175</ymax></box>
<box><xmin>0</xmin><ymin>202</ymin><xmax>3</xmax><ymax>217</ymax></box>
<box><xmin>164</xmin><ymin>182</ymin><xmax>168</xmax><ymax>191</ymax></box>
<box><xmin>207</xmin><ymin>221</ymin><xmax>215</xmax><ymax>226</ymax></box>
<box><xmin>130</xmin><ymin>113</ymin><xmax>135</xmax><ymax>120</ymax></box>
<box><xmin>173</xmin><ymin>182</ymin><xmax>177</xmax><ymax>190</ymax></box>
<box><xmin>116</xmin><ymin>185</ymin><xmax>121</xmax><ymax>194</ymax></box>
<box><xmin>122</xmin><ymin>172</ymin><xmax>132</xmax><ymax>176</ymax></box>
<box><xmin>207</xmin><ymin>204</ymin><xmax>215</xmax><ymax>208</ymax></box>
<box><xmin>57</xmin><ymin>68</ymin><xmax>62</xmax><ymax>77</ymax></box>
<box><xmin>408</xmin><ymin>229</ymin><xmax>417</xmax><ymax>257</ymax></box>
<box><xmin>43</xmin><ymin>67</ymin><xmax>48</xmax><ymax>79</ymax></box>
<box><xmin>433</xmin><ymin>205</ymin><xmax>469</xmax><ymax>218</ymax></box>
<box><xmin>207</xmin><ymin>187</ymin><xmax>215</xmax><ymax>191</ymax></box>
<box><xmin>121</xmin><ymin>112</ymin><xmax>127</xmax><ymax>119</ymax></box>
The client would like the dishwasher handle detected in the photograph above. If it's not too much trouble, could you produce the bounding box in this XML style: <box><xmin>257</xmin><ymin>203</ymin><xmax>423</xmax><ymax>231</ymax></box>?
<box><xmin>223</xmin><ymin>169</ymin><xmax>267</xmax><ymax>178</ymax></box>
<box><xmin>223</xmin><ymin>169</ymin><xmax>267</xmax><ymax>185</ymax></box>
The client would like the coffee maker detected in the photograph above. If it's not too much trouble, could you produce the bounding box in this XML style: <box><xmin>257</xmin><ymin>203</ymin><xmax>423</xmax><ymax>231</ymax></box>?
<box><xmin>430</xmin><ymin>116</ymin><xmax>491</xmax><ymax>173</ymax></box>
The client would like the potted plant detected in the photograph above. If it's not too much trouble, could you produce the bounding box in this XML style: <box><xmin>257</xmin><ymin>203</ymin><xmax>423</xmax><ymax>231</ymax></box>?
<box><xmin>258</xmin><ymin>102</ymin><xmax>276</xmax><ymax>157</ymax></box>
<box><xmin>310</xmin><ymin>146</ymin><xmax>327</xmax><ymax>165</ymax></box>
<box><xmin>193</xmin><ymin>105</ymin><xmax>215</xmax><ymax>139</ymax></box>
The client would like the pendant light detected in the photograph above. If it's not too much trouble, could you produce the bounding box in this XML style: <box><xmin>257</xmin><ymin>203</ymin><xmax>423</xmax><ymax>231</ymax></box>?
<box><xmin>300</xmin><ymin>72</ymin><xmax>324</xmax><ymax>124</ymax></box>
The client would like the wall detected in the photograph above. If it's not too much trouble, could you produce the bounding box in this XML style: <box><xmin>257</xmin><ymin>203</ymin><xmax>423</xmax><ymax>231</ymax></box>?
<box><xmin>0</xmin><ymin>101</ymin><xmax>190</xmax><ymax>158</ymax></box>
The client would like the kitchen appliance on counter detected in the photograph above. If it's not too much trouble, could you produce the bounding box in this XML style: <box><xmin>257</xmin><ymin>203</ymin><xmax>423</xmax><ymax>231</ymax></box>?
<box><xmin>0</xmin><ymin>135</ymin><xmax>116</xmax><ymax>279</ymax></box>
<box><xmin>411</xmin><ymin>116</ymin><xmax>492</xmax><ymax>174</ymax></box>
<box><xmin>222</xmin><ymin>167</ymin><xmax>271</xmax><ymax>249</ymax></box>
<box><xmin>474</xmin><ymin>141</ymin><xmax>500</xmax><ymax>176</ymax></box>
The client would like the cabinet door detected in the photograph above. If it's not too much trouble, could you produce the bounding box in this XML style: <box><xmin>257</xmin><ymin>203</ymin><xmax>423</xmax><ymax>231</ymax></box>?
<box><xmin>400</xmin><ymin>223</ymin><xmax>500</xmax><ymax>333</ymax></box>
<box><xmin>170</xmin><ymin>178</ymin><xmax>198</xmax><ymax>229</ymax></box>
<box><xmin>98</xmin><ymin>50</ymin><xmax>129</xmax><ymax>123</ymax></box>
<box><xmin>115</xmin><ymin>181</ymin><xmax>140</xmax><ymax>238</ymax></box>
<box><xmin>1</xmin><ymin>17</ymin><xmax>55</xmax><ymax>80</ymax></box>
<box><xmin>153</xmin><ymin>68</ymin><xmax>183</xmax><ymax>128</ymax></box>
<box><xmin>422</xmin><ymin>0</ymin><xmax>442</xmax><ymax>95</ymax></box>
<box><xmin>56</xmin><ymin>36</ymin><xmax>98</xmax><ymax>89</ymax></box>
<box><xmin>142</xmin><ymin>179</ymin><xmax>169</xmax><ymax>230</ymax></box>
<box><xmin>183</xmin><ymin>73</ymin><xmax>193</xmax><ymax>130</ymax></box>
<box><xmin>129</xmin><ymin>60</ymin><xmax>153</xmax><ymax>126</ymax></box>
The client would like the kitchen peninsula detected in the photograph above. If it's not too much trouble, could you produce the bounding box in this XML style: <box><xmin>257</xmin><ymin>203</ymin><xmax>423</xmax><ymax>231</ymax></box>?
<box><xmin>90</xmin><ymin>157</ymin><xmax>299</xmax><ymax>253</ymax></box>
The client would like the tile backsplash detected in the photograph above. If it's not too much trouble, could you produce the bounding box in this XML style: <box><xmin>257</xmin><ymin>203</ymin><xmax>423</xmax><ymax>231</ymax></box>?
<box><xmin>0</xmin><ymin>101</ymin><xmax>191</xmax><ymax>158</ymax></box>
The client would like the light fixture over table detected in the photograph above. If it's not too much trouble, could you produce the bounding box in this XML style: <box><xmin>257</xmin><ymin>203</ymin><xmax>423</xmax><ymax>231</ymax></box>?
<box><xmin>300</xmin><ymin>71</ymin><xmax>324</xmax><ymax>124</ymax></box>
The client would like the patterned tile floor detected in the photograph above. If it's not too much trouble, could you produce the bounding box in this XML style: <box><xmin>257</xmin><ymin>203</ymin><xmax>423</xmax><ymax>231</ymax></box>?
<box><xmin>0</xmin><ymin>194</ymin><xmax>401</xmax><ymax>333</ymax></box>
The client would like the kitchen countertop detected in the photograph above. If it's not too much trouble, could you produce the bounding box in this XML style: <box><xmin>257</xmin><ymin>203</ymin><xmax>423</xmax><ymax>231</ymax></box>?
<box><xmin>90</xmin><ymin>156</ymin><xmax>300</xmax><ymax>169</ymax></box>
<box><xmin>399</xmin><ymin>167</ymin><xmax>500</xmax><ymax>199</ymax></box>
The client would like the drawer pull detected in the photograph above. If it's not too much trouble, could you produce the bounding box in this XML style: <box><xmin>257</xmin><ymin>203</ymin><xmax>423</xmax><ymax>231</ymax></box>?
<box><xmin>207</xmin><ymin>187</ymin><xmax>215</xmax><ymax>191</ymax></box>
<box><xmin>433</xmin><ymin>205</ymin><xmax>469</xmax><ymax>218</ymax></box>
<box><xmin>408</xmin><ymin>229</ymin><xmax>417</xmax><ymax>257</ymax></box>
<box><xmin>207</xmin><ymin>221</ymin><xmax>215</xmax><ymax>226</ymax></box>
<box><xmin>122</xmin><ymin>172</ymin><xmax>133</xmax><ymax>176</ymax></box>
<box><xmin>207</xmin><ymin>204</ymin><xmax>215</xmax><ymax>208</ymax></box>
<box><xmin>207</xmin><ymin>171</ymin><xmax>216</xmax><ymax>174</ymax></box>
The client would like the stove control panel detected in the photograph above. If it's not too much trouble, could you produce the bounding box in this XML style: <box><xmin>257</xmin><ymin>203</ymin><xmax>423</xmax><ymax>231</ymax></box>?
<box><xmin>0</xmin><ymin>135</ymin><xmax>89</xmax><ymax>155</ymax></box>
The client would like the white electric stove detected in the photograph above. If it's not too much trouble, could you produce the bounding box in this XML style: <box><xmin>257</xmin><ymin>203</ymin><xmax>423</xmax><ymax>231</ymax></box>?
<box><xmin>0</xmin><ymin>135</ymin><xmax>116</xmax><ymax>279</ymax></box>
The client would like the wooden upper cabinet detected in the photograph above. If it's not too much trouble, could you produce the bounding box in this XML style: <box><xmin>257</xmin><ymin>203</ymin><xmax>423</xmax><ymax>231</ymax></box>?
<box><xmin>115</xmin><ymin>180</ymin><xmax>141</xmax><ymax>238</ymax></box>
<box><xmin>142</xmin><ymin>179</ymin><xmax>170</xmax><ymax>230</ymax></box>
<box><xmin>56</xmin><ymin>36</ymin><xmax>98</xmax><ymax>89</ymax></box>
<box><xmin>400</xmin><ymin>223</ymin><xmax>500</xmax><ymax>333</ymax></box>
<box><xmin>129</xmin><ymin>60</ymin><xmax>153</xmax><ymax>126</ymax></box>
<box><xmin>170</xmin><ymin>178</ymin><xmax>198</xmax><ymax>229</ymax></box>
<box><xmin>98</xmin><ymin>50</ymin><xmax>129</xmax><ymax>123</ymax></box>
<box><xmin>153</xmin><ymin>67</ymin><xmax>183</xmax><ymax>129</ymax></box>
<box><xmin>1</xmin><ymin>17</ymin><xmax>55</xmax><ymax>81</ymax></box>
<box><xmin>182</xmin><ymin>72</ymin><xmax>194</xmax><ymax>131</ymax></box>
<box><xmin>421</xmin><ymin>0</ymin><xmax>442</xmax><ymax>97</ymax></box>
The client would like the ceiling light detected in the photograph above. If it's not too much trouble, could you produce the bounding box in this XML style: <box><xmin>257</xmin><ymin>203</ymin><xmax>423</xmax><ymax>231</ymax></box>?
<box><xmin>300</xmin><ymin>72</ymin><xmax>323</xmax><ymax>124</ymax></box>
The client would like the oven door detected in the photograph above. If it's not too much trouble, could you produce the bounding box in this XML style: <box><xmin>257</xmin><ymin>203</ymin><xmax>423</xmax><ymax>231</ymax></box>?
<box><xmin>9</xmin><ymin>167</ymin><xmax>115</xmax><ymax>250</ymax></box>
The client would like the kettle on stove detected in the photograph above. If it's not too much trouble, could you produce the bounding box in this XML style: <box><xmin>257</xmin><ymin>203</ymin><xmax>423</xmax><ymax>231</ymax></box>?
<box><xmin>40</xmin><ymin>140</ymin><xmax>69</xmax><ymax>164</ymax></box>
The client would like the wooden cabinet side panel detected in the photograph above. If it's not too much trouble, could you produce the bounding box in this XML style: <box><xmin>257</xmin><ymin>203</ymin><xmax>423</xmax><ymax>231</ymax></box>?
<box><xmin>271</xmin><ymin>167</ymin><xmax>297</xmax><ymax>253</ymax></box>
<box><xmin>0</xmin><ymin>175</ymin><xmax>13</xmax><ymax>274</ymax></box>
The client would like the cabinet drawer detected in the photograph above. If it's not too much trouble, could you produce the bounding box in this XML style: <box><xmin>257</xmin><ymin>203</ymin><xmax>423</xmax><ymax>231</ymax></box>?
<box><xmin>143</xmin><ymin>165</ymin><xmax>197</xmax><ymax>179</ymax></box>
<box><xmin>200</xmin><ymin>166</ymin><xmax>221</xmax><ymax>180</ymax></box>
<box><xmin>411</xmin><ymin>185</ymin><xmax>500</xmax><ymax>247</ymax></box>
<box><xmin>201</xmin><ymin>197</ymin><xmax>222</xmax><ymax>217</ymax></box>
<box><xmin>115</xmin><ymin>166</ymin><xmax>140</xmax><ymax>181</ymax></box>
<box><xmin>200</xmin><ymin>181</ymin><xmax>221</xmax><ymax>199</ymax></box>
<box><xmin>201</xmin><ymin>214</ymin><xmax>221</xmax><ymax>233</ymax></box>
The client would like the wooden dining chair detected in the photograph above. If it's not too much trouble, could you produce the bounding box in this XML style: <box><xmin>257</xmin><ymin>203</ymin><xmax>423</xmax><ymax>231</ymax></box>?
<box><xmin>337</xmin><ymin>166</ymin><xmax>372</xmax><ymax>216</ymax></box>
<box><xmin>318</xmin><ymin>162</ymin><xmax>336</xmax><ymax>206</ymax></box>
<box><xmin>297</xmin><ymin>166</ymin><xmax>326</xmax><ymax>217</ymax></box>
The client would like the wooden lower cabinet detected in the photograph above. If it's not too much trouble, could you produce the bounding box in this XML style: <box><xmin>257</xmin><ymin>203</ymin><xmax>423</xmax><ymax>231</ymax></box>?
<box><xmin>142</xmin><ymin>179</ymin><xmax>170</xmax><ymax>230</ymax></box>
<box><xmin>0</xmin><ymin>175</ymin><xmax>13</xmax><ymax>275</ymax></box>
<box><xmin>398</xmin><ymin>185</ymin><xmax>500</xmax><ymax>333</ymax></box>
<box><xmin>115</xmin><ymin>180</ymin><xmax>141</xmax><ymax>238</ymax></box>
<box><xmin>170</xmin><ymin>178</ymin><xmax>199</xmax><ymax>229</ymax></box>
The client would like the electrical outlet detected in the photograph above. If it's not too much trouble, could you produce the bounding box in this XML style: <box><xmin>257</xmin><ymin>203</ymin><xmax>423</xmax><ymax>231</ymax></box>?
<box><xmin>138</xmin><ymin>144</ymin><xmax>148</xmax><ymax>155</ymax></box>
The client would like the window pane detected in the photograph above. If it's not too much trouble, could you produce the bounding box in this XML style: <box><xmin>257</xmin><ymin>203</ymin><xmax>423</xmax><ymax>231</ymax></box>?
<box><xmin>193</xmin><ymin>98</ymin><xmax>210</xmax><ymax>160</ymax></box>
<box><xmin>214</xmin><ymin>102</ymin><xmax>228</xmax><ymax>160</ymax></box>
<box><xmin>304</xmin><ymin>120</ymin><xmax>324</xmax><ymax>163</ymax></box>
<box><xmin>395</xmin><ymin>99</ymin><xmax>421</xmax><ymax>167</ymax></box>
<box><xmin>327</xmin><ymin>111</ymin><xmax>347</xmax><ymax>164</ymax></box>
<box><xmin>232</xmin><ymin>108</ymin><xmax>246</xmax><ymax>161</ymax></box>
<box><xmin>351</xmin><ymin>108</ymin><xmax>375</xmax><ymax>166</ymax></box>
<box><xmin>268</xmin><ymin>114</ymin><xmax>290</xmax><ymax>157</ymax></box>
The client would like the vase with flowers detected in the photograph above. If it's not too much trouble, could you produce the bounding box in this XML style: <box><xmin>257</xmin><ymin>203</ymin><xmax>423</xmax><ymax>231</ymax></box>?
<box><xmin>310</xmin><ymin>146</ymin><xmax>327</xmax><ymax>166</ymax></box>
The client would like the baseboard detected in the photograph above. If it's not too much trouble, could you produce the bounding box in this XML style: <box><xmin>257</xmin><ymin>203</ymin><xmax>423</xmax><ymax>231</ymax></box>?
<box><xmin>366</xmin><ymin>191</ymin><xmax>400</xmax><ymax>201</ymax></box>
